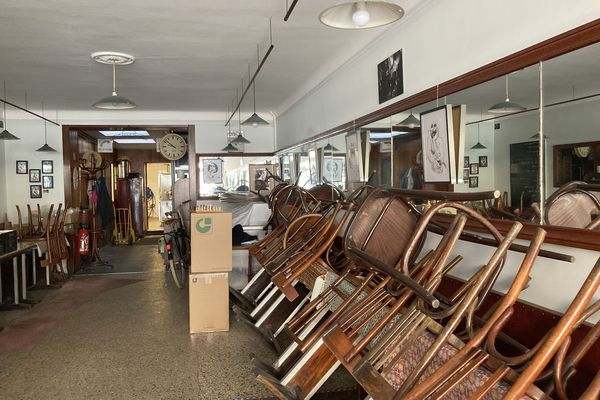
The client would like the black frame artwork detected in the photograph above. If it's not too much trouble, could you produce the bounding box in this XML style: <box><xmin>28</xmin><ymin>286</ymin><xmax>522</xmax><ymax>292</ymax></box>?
<box><xmin>469</xmin><ymin>176</ymin><xmax>479</xmax><ymax>188</ymax></box>
<box><xmin>16</xmin><ymin>160</ymin><xmax>28</xmax><ymax>174</ymax></box>
<box><xmin>30</xmin><ymin>185</ymin><xmax>42</xmax><ymax>199</ymax></box>
<box><xmin>42</xmin><ymin>175</ymin><xmax>54</xmax><ymax>189</ymax></box>
<box><xmin>29</xmin><ymin>168</ymin><xmax>41</xmax><ymax>183</ymax></box>
<box><xmin>469</xmin><ymin>163</ymin><xmax>479</xmax><ymax>175</ymax></box>
<box><xmin>42</xmin><ymin>160</ymin><xmax>54</xmax><ymax>174</ymax></box>
<box><xmin>463</xmin><ymin>156</ymin><xmax>469</xmax><ymax>169</ymax></box>
<box><xmin>377</xmin><ymin>49</ymin><xmax>403</xmax><ymax>104</ymax></box>
<box><xmin>420</xmin><ymin>105</ymin><xmax>456</xmax><ymax>183</ymax></box>
<box><xmin>479</xmin><ymin>155</ymin><xmax>488</xmax><ymax>167</ymax></box>
<box><xmin>463</xmin><ymin>168</ymin><xmax>469</xmax><ymax>181</ymax></box>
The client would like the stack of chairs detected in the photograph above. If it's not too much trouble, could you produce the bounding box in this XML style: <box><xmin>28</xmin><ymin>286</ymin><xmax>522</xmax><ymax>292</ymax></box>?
<box><xmin>237</xmin><ymin>186</ymin><xmax>600</xmax><ymax>399</ymax></box>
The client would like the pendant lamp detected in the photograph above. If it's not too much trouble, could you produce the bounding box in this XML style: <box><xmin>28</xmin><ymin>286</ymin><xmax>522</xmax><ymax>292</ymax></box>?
<box><xmin>91</xmin><ymin>52</ymin><xmax>136</xmax><ymax>110</ymax></box>
<box><xmin>232</xmin><ymin>107</ymin><xmax>251</xmax><ymax>144</ymax></box>
<box><xmin>323</xmin><ymin>143</ymin><xmax>339</xmax><ymax>152</ymax></box>
<box><xmin>488</xmin><ymin>75</ymin><xmax>526</xmax><ymax>114</ymax></box>
<box><xmin>0</xmin><ymin>82</ymin><xmax>20</xmax><ymax>140</ymax></box>
<box><xmin>398</xmin><ymin>111</ymin><xmax>420</xmax><ymax>128</ymax></box>
<box><xmin>242</xmin><ymin>47</ymin><xmax>269</xmax><ymax>127</ymax></box>
<box><xmin>221</xmin><ymin>143</ymin><xmax>239</xmax><ymax>152</ymax></box>
<box><xmin>471</xmin><ymin>113</ymin><xmax>487</xmax><ymax>150</ymax></box>
<box><xmin>319</xmin><ymin>1</ymin><xmax>404</xmax><ymax>29</ymax></box>
<box><xmin>36</xmin><ymin>103</ymin><xmax>57</xmax><ymax>152</ymax></box>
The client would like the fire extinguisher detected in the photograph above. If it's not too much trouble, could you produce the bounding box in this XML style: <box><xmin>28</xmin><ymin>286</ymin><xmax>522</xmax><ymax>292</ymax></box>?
<box><xmin>78</xmin><ymin>226</ymin><xmax>90</xmax><ymax>255</ymax></box>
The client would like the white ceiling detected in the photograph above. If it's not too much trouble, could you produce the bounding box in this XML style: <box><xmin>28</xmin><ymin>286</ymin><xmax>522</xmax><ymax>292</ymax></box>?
<box><xmin>0</xmin><ymin>0</ymin><xmax>422</xmax><ymax>115</ymax></box>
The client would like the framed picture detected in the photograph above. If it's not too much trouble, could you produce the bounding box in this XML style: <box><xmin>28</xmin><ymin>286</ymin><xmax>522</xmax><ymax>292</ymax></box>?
<box><xmin>249</xmin><ymin>164</ymin><xmax>276</xmax><ymax>193</ymax></box>
<box><xmin>420</xmin><ymin>105</ymin><xmax>456</xmax><ymax>183</ymax></box>
<box><xmin>42</xmin><ymin>160</ymin><xmax>53</xmax><ymax>174</ymax></box>
<box><xmin>308</xmin><ymin>148</ymin><xmax>319</xmax><ymax>184</ymax></box>
<box><xmin>463</xmin><ymin>156</ymin><xmax>469</xmax><ymax>169</ymax></box>
<box><xmin>377</xmin><ymin>49</ymin><xmax>403</xmax><ymax>104</ymax></box>
<box><xmin>345</xmin><ymin>131</ymin><xmax>364</xmax><ymax>182</ymax></box>
<box><xmin>29</xmin><ymin>168</ymin><xmax>41</xmax><ymax>183</ymax></box>
<box><xmin>463</xmin><ymin>168</ymin><xmax>469</xmax><ymax>181</ymax></box>
<box><xmin>97</xmin><ymin>138</ymin><xmax>114</xmax><ymax>153</ymax></box>
<box><xmin>469</xmin><ymin>176</ymin><xmax>479</xmax><ymax>188</ymax></box>
<box><xmin>470</xmin><ymin>163</ymin><xmax>479</xmax><ymax>175</ymax></box>
<box><xmin>30</xmin><ymin>185</ymin><xmax>42</xmax><ymax>199</ymax></box>
<box><xmin>16</xmin><ymin>160</ymin><xmax>28</xmax><ymax>174</ymax></box>
<box><xmin>322</xmin><ymin>156</ymin><xmax>345</xmax><ymax>183</ymax></box>
<box><xmin>42</xmin><ymin>175</ymin><xmax>54</xmax><ymax>189</ymax></box>
<box><xmin>202</xmin><ymin>158</ymin><xmax>223</xmax><ymax>184</ymax></box>
<box><xmin>479</xmin><ymin>155</ymin><xmax>488</xmax><ymax>167</ymax></box>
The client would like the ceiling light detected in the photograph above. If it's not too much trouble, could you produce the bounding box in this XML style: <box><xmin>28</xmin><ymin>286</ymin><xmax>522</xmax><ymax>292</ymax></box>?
<box><xmin>323</xmin><ymin>143</ymin><xmax>339</xmax><ymax>152</ymax></box>
<box><xmin>91</xmin><ymin>52</ymin><xmax>136</xmax><ymax>110</ymax></box>
<box><xmin>242</xmin><ymin>46</ymin><xmax>269</xmax><ymax>128</ymax></box>
<box><xmin>319</xmin><ymin>1</ymin><xmax>404</xmax><ymax>30</ymax></box>
<box><xmin>398</xmin><ymin>112</ymin><xmax>420</xmax><ymax>128</ymax></box>
<box><xmin>369</xmin><ymin>131</ymin><xmax>409</xmax><ymax>140</ymax></box>
<box><xmin>114</xmin><ymin>138</ymin><xmax>155</xmax><ymax>144</ymax></box>
<box><xmin>470</xmin><ymin>119</ymin><xmax>487</xmax><ymax>150</ymax></box>
<box><xmin>36</xmin><ymin>103</ymin><xmax>57</xmax><ymax>152</ymax></box>
<box><xmin>231</xmin><ymin>132</ymin><xmax>251</xmax><ymax>144</ymax></box>
<box><xmin>488</xmin><ymin>75</ymin><xmax>526</xmax><ymax>114</ymax></box>
<box><xmin>221</xmin><ymin>143</ymin><xmax>239</xmax><ymax>152</ymax></box>
<box><xmin>100</xmin><ymin>130</ymin><xmax>149</xmax><ymax>137</ymax></box>
<box><xmin>0</xmin><ymin>82</ymin><xmax>20</xmax><ymax>140</ymax></box>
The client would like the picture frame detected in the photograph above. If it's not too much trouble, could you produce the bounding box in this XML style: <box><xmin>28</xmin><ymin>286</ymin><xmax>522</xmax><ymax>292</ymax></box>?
<box><xmin>29</xmin><ymin>168</ymin><xmax>41</xmax><ymax>183</ymax></box>
<box><xmin>377</xmin><ymin>49</ymin><xmax>403</xmax><ymax>104</ymax></box>
<box><xmin>470</xmin><ymin>163</ymin><xmax>479</xmax><ymax>175</ymax></box>
<box><xmin>463</xmin><ymin>156</ymin><xmax>469</xmax><ymax>169</ymax></box>
<box><xmin>420</xmin><ymin>105</ymin><xmax>456</xmax><ymax>183</ymax></box>
<box><xmin>345</xmin><ymin>131</ymin><xmax>364</xmax><ymax>183</ymax></box>
<box><xmin>321</xmin><ymin>156</ymin><xmax>345</xmax><ymax>183</ymax></box>
<box><xmin>463</xmin><ymin>168</ymin><xmax>469</xmax><ymax>181</ymax></box>
<box><xmin>479</xmin><ymin>155</ymin><xmax>488</xmax><ymax>167</ymax></box>
<box><xmin>16</xmin><ymin>160</ymin><xmax>28</xmax><ymax>174</ymax></box>
<box><xmin>202</xmin><ymin>158</ymin><xmax>223</xmax><ymax>185</ymax></box>
<box><xmin>30</xmin><ymin>185</ymin><xmax>42</xmax><ymax>199</ymax></box>
<box><xmin>42</xmin><ymin>175</ymin><xmax>54</xmax><ymax>189</ymax></box>
<box><xmin>249</xmin><ymin>164</ymin><xmax>277</xmax><ymax>193</ymax></box>
<box><xmin>42</xmin><ymin>160</ymin><xmax>53</xmax><ymax>174</ymax></box>
<box><xmin>308</xmin><ymin>148</ymin><xmax>319</xmax><ymax>184</ymax></box>
<box><xmin>97</xmin><ymin>138</ymin><xmax>114</xmax><ymax>153</ymax></box>
<box><xmin>469</xmin><ymin>176</ymin><xmax>479</xmax><ymax>188</ymax></box>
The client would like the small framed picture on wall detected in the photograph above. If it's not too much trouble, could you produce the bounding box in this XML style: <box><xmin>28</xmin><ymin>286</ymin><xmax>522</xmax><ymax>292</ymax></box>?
<box><xmin>479</xmin><ymin>156</ymin><xmax>488</xmax><ymax>167</ymax></box>
<box><xmin>30</xmin><ymin>185</ymin><xmax>42</xmax><ymax>199</ymax></box>
<box><xmin>469</xmin><ymin>176</ymin><xmax>479</xmax><ymax>188</ymax></box>
<box><xmin>29</xmin><ymin>168</ymin><xmax>41</xmax><ymax>183</ymax></box>
<box><xmin>16</xmin><ymin>160</ymin><xmax>28</xmax><ymax>174</ymax></box>
<box><xmin>469</xmin><ymin>163</ymin><xmax>479</xmax><ymax>175</ymax></box>
<box><xmin>463</xmin><ymin>168</ymin><xmax>469</xmax><ymax>181</ymax></box>
<box><xmin>42</xmin><ymin>160</ymin><xmax>54</xmax><ymax>174</ymax></box>
<box><xmin>463</xmin><ymin>156</ymin><xmax>469</xmax><ymax>169</ymax></box>
<box><xmin>42</xmin><ymin>175</ymin><xmax>54</xmax><ymax>189</ymax></box>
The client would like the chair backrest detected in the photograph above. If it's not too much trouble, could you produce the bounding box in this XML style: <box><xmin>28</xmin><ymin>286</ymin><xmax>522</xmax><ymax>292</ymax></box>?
<box><xmin>308</xmin><ymin>183</ymin><xmax>344</xmax><ymax>204</ymax></box>
<box><xmin>545</xmin><ymin>181</ymin><xmax>600</xmax><ymax>228</ymax></box>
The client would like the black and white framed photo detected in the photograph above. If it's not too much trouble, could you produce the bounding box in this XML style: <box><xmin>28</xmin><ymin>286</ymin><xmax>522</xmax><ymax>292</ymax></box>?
<box><xmin>463</xmin><ymin>168</ymin><xmax>469</xmax><ymax>181</ymax></box>
<box><xmin>469</xmin><ymin>163</ymin><xmax>479</xmax><ymax>175</ymax></box>
<box><xmin>29</xmin><ymin>168</ymin><xmax>41</xmax><ymax>183</ymax></box>
<box><xmin>202</xmin><ymin>158</ymin><xmax>223</xmax><ymax>185</ymax></box>
<box><xmin>42</xmin><ymin>160</ymin><xmax>53</xmax><ymax>174</ymax></box>
<box><xmin>30</xmin><ymin>185</ymin><xmax>42</xmax><ymax>199</ymax></box>
<box><xmin>345</xmin><ymin>131</ymin><xmax>364</xmax><ymax>183</ymax></box>
<box><xmin>42</xmin><ymin>175</ymin><xmax>54</xmax><ymax>189</ymax></box>
<box><xmin>420</xmin><ymin>105</ymin><xmax>456</xmax><ymax>183</ymax></box>
<box><xmin>377</xmin><ymin>49</ymin><xmax>403</xmax><ymax>104</ymax></box>
<box><xmin>479</xmin><ymin>155</ymin><xmax>488</xmax><ymax>167</ymax></box>
<box><xmin>16</xmin><ymin>160</ymin><xmax>28</xmax><ymax>174</ymax></box>
<box><xmin>322</xmin><ymin>156</ymin><xmax>345</xmax><ymax>183</ymax></box>
<box><xmin>469</xmin><ymin>176</ymin><xmax>479</xmax><ymax>188</ymax></box>
<box><xmin>463</xmin><ymin>156</ymin><xmax>470</xmax><ymax>169</ymax></box>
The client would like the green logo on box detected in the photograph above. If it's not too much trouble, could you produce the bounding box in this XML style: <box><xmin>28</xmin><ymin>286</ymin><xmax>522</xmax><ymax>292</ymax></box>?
<box><xmin>195</xmin><ymin>217</ymin><xmax>212</xmax><ymax>234</ymax></box>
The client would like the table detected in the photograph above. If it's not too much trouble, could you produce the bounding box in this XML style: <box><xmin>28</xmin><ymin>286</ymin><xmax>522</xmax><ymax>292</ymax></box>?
<box><xmin>0</xmin><ymin>242</ymin><xmax>37</xmax><ymax>308</ymax></box>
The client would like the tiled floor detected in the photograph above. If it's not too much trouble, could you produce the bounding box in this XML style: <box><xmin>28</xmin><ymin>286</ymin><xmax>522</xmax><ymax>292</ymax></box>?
<box><xmin>0</xmin><ymin>242</ymin><xmax>355</xmax><ymax>399</ymax></box>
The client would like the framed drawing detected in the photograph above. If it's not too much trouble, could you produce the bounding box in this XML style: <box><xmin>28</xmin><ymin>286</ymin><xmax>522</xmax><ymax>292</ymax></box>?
<box><xmin>470</xmin><ymin>163</ymin><xmax>479</xmax><ymax>175</ymax></box>
<box><xmin>42</xmin><ymin>175</ymin><xmax>54</xmax><ymax>189</ymax></box>
<box><xmin>345</xmin><ymin>131</ymin><xmax>363</xmax><ymax>183</ymax></box>
<box><xmin>463</xmin><ymin>156</ymin><xmax>469</xmax><ymax>169</ymax></box>
<box><xmin>42</xmin><ymin>160</ymin><xmax>53</xmax><ymax>174</ymax></box>
<box><xmin>30</xmin><ymin>185</ymin><xmax>42</xmax><ymax>199</ymax></box>
<box><xmin>308</xmin><ymin>148</ymin><xmax>319</xmax><ymax>184</ymax></box>
<box><xmin>463</xmin><ymin>168</ymin><xmax>469</xmax><ymax>181</ymax></box>
<box><xmin>16</xmin><ymin>160</ymin><xmax>28</xmax><ymax>174</ymax></box>
<box><xmin>29</xmin><ymin>168</ymin><xmax>41</xmax><ymax>183</ymax></box>
<box><xmin>469</xmin><ymin>176</ymin><xmax>479</xmax><ymax>188</ymax></box>
<box><xmin>420</xmin><ymin>105</ymin><xmax>456</xmax><ymax>183</ymax></box>
<box><xmin>322</xmin><ymin>156</ymin><xmax>345</xmax><ymax>183</ymax></box>
<box><xmin>378</xmin><ymin>49</ymin><xmax>403</xmax><ymax>104</ymax></box>
<box><xmin>249</xmin><ymin>164</ymin><xmax>276</xmax><ymax>193</ymax></box>
<box><xmin>479</xmin><ymin>155</ymin><xmax>488</xmax><ymax>167</ymax></box>
<box><xmin>202</xmin><ymin>158</ymin><xmax>223</xmax><ymax>184</ymax></box>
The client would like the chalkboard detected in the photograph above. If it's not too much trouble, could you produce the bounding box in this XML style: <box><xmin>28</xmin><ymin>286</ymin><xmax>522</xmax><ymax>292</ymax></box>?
<box><xmin>510</xmin><ymin>141</ymin><xmax>540</xmax><ymax>208</ymax></box>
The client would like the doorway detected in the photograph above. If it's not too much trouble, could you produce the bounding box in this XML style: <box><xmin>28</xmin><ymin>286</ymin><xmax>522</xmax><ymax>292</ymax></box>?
<box><xmin>145</xmin><ymin>162</ymin><xmax>172</xmax><ymax>232</ymax></box>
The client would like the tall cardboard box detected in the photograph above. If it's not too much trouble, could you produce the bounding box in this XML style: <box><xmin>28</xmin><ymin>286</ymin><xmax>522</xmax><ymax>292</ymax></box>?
<box><xmin>189</xmin><ymin>273</ymin><xmax>229</xmax><ymax>333</ymax></box>
<box><xmin>191</xmin><ymin>212</ymin><xmax>232</xmax><ymax>273</ymax></box>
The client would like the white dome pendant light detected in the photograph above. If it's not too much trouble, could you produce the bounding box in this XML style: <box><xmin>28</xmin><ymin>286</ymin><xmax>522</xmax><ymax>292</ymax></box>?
<box><xmin>319</xmin><ymin>1</ymin><xmax>404</xmax><ymax>30</ymax></box>
<box><xmin>488</xmin><ymin>75</ymin><xmax>526</xmax><ymax>114</ymax></box>
<box><xmin>91</xmin><ymin>52</ymin><xmax>137</xmax><ymax>110</ymax></box>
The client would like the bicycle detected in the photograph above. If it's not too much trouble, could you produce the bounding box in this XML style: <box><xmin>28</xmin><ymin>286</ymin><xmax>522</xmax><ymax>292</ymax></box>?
<box><xmin>158</xmin><ymin>210</ymin><xmax>190</xmax><ymax>288</ymax></box>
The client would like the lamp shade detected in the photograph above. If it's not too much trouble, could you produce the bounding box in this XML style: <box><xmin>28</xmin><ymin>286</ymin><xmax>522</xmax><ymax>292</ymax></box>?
<box><xmin>221</xmin><ymin>143</ymin><xmax>239</xmax><ymax>152</ymax></box>
<box><xmin>398</xmin><ymin>113</ymin><xmax>420</xmax><ymax>128</ymax></box>
<box><xmin>0</xmin><ymin>129</ymin><xmax>20</xmax><ymax>140</ymax></box>
<box><xmin>231</xmin><ymin>133</ymin><xmax>251</xmax><ymax>144</ymax></box>
<box><xmin>241</xmin><ymin>112</ymin><xmax>269</xmax><ymax>127</ymax></box>
<box><xmin>488</xmin><ymin>98</ymin><xmax>526</xmax><ymax>114</ymax></box>
<box><xmin>323</xmin><ymin>143</ymin><xmax>339</xmax><ymax>152</ymax></box>
<box><xmin>470</xmin><ymin>142</ymin><xmax>487</xmax><ymax>150</ymax></box>
<box><xmin>320</xmin><ymin>1</ymin><xmax>404</xmax><ymax>29</ymax></box>
<box><xmin>93</xmin><ymin>92</ymin><xmax>137</xmax><ymax>110</ymax></box>
<box><xmin>36</xmin><ymin>143</ymin><xmax>57</xmax><ymax>152</ymax></box>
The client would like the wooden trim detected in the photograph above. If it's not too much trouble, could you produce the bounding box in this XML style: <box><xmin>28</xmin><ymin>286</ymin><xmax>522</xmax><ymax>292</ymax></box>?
<box><xmin>188</xmin><ymin>124</ymin><xmax>198</xmax><ymax>204</ymax></box>
<box><xmin>433</xmin><ymin>213</ymin><xmax>600</xmax><ymax>252</ymax></box>
<box><xmin>276</xmin><ymin>18</ymin><xmax>600</xmax><ymax>153</ymax></box>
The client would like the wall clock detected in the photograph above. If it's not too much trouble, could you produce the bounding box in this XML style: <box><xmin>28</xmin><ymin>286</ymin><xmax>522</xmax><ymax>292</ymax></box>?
<box><xmin>159</xmin><ymin>133</ymin><xmax>187</xmax><ymax>161</ymax></box>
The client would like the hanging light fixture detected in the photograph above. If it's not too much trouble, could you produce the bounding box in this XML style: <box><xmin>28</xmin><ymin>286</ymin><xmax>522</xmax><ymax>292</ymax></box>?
<box><xmin>232</xmin><ymin>87</ymin><xmax>251</xmax><ymax>144</ymax></box>
<box><xmin>0</xmin><ymin>81</ymin><xmax>20</xmax><ymax>140</ymax></box>
<box><xmin>319</xmin><ymin>1</ymin><xmax>404</xmax><ymax>29</ymax></box>
<box><xmin>471</xmin><ymin>110</ymin><xmax>487</xmax><ymax>150</ymax></box>
<box><xmin>398</xmin><ymin>111</ymin><xmax>420</xmax><ymax>128</ymax></box>
<box><xmin>221</xmin><ymin>107</ymin><xmax>240</xmax><ymax>152</ymax></box>
<box><xmin>242</xmin><ymin>46</ymin><xmax>269</xmax><ymax>127</ymax></box>
<box><xmin>36</xmin><ymin>102</ymin><xmax>57</xmax><ymax>152</ymax></box>
<box><xmin>323</xmin><ymin>143</ymin><xmax>339</xmax><ymax>152</ymax></box>
<box><xmin>91</xmin><ymin>52</ymin><xmax>136</xmax><ymax>110</ymax></box>
<box><xmin>488</xmin><ymin>75</ymin><xmax>526</xmax><ymax>114</ymax></box>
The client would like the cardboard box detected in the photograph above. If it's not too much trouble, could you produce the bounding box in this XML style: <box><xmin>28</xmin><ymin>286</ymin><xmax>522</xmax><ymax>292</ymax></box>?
<box><xmin>189</xmin><ymin>273</ymin><xmax>229</xmax><ymax>333</ymax></box>
<box><xmin>191</xmin><ymin>212</ymin><xmax>232</xmax><ymax>273</ymax></box>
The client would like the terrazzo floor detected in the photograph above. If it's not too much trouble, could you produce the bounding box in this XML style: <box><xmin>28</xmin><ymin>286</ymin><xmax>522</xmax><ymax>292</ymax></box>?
<box><xmin>0</xmin><ymin>240</ymin><xmax>355</xmax><ymax>399</ymax></box>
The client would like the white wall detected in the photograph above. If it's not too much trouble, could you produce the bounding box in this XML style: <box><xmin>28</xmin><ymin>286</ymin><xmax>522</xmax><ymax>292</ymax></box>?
<box><xmin>456</xmin><ymin>120</ymin><xmax>495</xmax><ymax>192</ymax></box>
<box><xmin>275</xmin><ymin>0</ymin><xmax>600</xmax><ymax>150</ymax></box>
